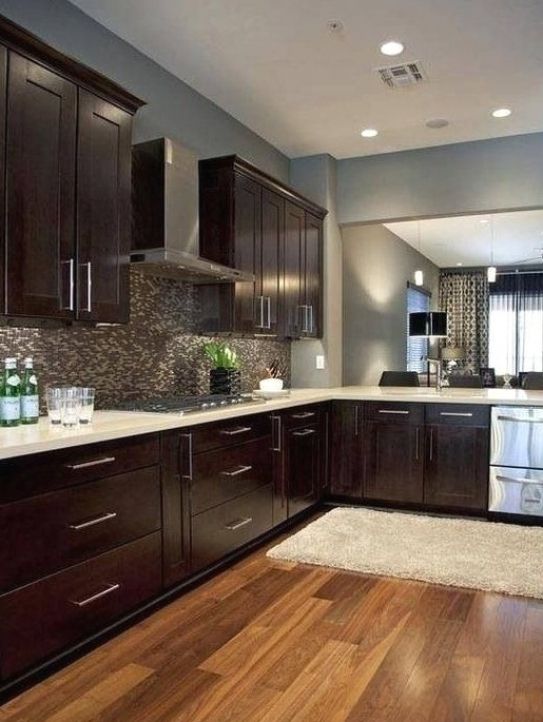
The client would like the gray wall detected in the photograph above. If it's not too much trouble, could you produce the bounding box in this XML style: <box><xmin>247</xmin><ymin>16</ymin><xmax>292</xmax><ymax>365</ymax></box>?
<box><xmin>289</xmin><ymin>155</ymin><xmax>343</xmax><ymax>388</ymax></box>
<box><xmin>338</xmin><ymin>133</ymin><xmax>543</xmax><ymax>225</ymax></box>
<box><xmin>342</xmin><ymin>224</ymin><xmax>439</xmax><ymax>386</ymax></box>
<box><xmin>0</xmin><ymin>0</ymin><xmax>289</xmax><ymax>179</ymax></box>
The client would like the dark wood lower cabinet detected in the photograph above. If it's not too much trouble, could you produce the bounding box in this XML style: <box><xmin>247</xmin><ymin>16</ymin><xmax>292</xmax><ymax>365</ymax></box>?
<box><xmin>161</xmin><ymin>432</ymin><xmax>191</xmax><ymax>588</ymax></box>
<box><xmin>424</xmin><ymin>405</ymin><xmax>490</xmax><ymax>511</ymax></box>
<box><xmin>329</xmin><ymin>401</ymin><xmax>364</xmax><ymax>499</ymax></box>
<box><xmin>284</xmin><ymin>420</ymin><xmax>322</xmax><ymax>517</ymax></box>
<box><xmin>0</xmin><ymin>532</ymin><xmax>161</xmax><ymax>680</ymax></box>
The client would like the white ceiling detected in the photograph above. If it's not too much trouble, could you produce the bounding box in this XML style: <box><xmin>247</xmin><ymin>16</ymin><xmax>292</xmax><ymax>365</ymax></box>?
<box><xmin>385</xmin><ymin>210</ymin><xmax>543</xmax><ymax>269</ymax></box>
<box><xmin>69</xmin><ymin>0</ymin><xmax>543</xmax><ymax>159</ymax></box>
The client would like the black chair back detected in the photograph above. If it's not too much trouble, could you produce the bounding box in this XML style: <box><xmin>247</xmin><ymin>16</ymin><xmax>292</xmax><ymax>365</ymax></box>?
<box><xmin>448</xmin><ymin>375</ymin><xmax>483</xmax><ymax>389</ymax></box>
<box><xmin>378</xmin><ymin>371</ymin><xmax>420</xmax><ymax>387</ymax></box>
<box><xmin>522</xmin><ymin>372</ymin><xmax>543</xmax><ymax>390</ymax></box>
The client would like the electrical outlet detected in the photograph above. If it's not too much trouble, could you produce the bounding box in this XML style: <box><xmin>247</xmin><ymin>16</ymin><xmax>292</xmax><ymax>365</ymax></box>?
<box><xmin>316</xmin><ymin>355</ymin><xmax>326</xmax><ymax>370</ymax></box>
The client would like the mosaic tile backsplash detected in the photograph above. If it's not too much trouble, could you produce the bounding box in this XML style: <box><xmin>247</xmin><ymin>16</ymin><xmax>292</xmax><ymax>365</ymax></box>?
<box><xmin>0</xmin><ymin>270</ymin><xmax>291</xmax><ymax>409</ymax></box>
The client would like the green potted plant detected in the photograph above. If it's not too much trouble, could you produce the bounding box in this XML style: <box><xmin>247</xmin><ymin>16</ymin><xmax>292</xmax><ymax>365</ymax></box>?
<box><xmin>202</xmin><ymin>342</ymin><xmax>241</xmax><ymax>395</ymax></box>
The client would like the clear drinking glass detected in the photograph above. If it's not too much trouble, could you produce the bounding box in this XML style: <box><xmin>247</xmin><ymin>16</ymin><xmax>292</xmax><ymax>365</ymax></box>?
<box><xmin>59</xmin><ymin>387</ymin><xmax>81</xmax><ymax>428</ymax></box>
<box><xmin>45</xmin><ymin>387</ymin><xmax>64</xmax><ymax>425</ymax></box>
<box><xmin>78</xmin><ymin>387</ymin><xmax>96</xmax><ymax>424</ymax></box>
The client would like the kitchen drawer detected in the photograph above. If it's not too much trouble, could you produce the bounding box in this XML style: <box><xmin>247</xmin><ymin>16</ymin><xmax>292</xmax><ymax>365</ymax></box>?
<box><xmin>283</xmin><ymin>404</ymin><xmax>323</xmax><ymax>429</ymax></box>
<box><xmin>425</xmin><ymin>404</ymin><xmax>490</xmax><ymax>427</ymax></box>
<box><xmin>0</xmin><ymin>532</ymin><xmax>161</xmax><ymax>680</ymax></box>
<box><xmin>0</xmin><ymin>466</ymin><xmax>161</xmax><ymax>592</ymax></box>
<box><xmin>191</xmin><ymin>484</ymin><xmax>273</xmax><ymax>571</ymax></box>
<box><xmin>366</xmin><ymin>402</ymin><xmax>424</xmax><ymax>425</ymax></box>
<box><xmin>191</xmin><ymin>413</ymin><xmax>271</xmax><ymax>454</ymax></box>
<box><xmin>0</xmin><ymin>434</ymin><xmax>160</xmax><ymax>502</ymax></box>
<box><xmin>191</xmin><ymin>437</ymin><xmax>273</xmax><ymax>515</ymax></box>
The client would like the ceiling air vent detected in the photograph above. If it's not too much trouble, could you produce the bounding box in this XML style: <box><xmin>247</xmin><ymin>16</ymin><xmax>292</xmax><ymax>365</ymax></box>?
<box><xmin>375</xmin><ymin>61</ymin><xmax>427</xmax><ymax>89</ymax></box>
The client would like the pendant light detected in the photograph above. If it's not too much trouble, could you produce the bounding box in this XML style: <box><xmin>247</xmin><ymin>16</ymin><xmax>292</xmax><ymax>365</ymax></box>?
<box><xmin>487</xmin><ymin>215</ymin><xmax>497</xmax><ymax>283</ymax></box>
<box><xmin>414</xmin><ymin>221</ymin><xmax>424</xmax><ymax>286</ymax></box>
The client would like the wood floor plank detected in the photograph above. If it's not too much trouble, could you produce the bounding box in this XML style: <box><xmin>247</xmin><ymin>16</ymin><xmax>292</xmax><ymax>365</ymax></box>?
<box><xmin>2</xmin><ymin>518</ymin><xmax>542</xmax><ymax>722</ymax></box>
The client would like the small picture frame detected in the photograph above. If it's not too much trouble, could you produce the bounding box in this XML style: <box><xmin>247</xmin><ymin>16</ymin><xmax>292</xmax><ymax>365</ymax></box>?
<box><xmin>479</xmin><ymin>367</ymin><xmax>496</xmax><ymax>388</ymax></box>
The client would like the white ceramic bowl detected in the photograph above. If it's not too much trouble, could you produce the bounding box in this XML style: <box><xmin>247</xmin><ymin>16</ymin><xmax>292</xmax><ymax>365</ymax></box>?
<box><xmin>259</xmin><ymin>378</ymin><xmax>284</xmax><ymax>392</ymax></box>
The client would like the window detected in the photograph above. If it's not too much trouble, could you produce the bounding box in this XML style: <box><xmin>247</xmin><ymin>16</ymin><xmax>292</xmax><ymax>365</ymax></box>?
<box><xmin>406</xmin><ymin>284</ymin><xmax>430</xmax><ymax>373</ymax></box>
<box><xmin>488</xmin><ymin>273</ymin><xmax>543</xmax><ymax>375</ymax></box>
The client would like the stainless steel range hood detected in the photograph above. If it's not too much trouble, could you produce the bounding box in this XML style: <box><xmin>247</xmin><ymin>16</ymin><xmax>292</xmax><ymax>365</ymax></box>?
<box><xmin>131</xmin><ymin>138</ymin><xmax>254</xmax><ymax>284</ymax></box>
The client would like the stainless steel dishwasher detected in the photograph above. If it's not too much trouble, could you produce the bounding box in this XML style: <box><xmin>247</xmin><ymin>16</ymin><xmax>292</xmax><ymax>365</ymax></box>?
<box><xmin>489</xmin><ymin>406</ymin><xmax>543</xmax><ymax>517</ymax></box>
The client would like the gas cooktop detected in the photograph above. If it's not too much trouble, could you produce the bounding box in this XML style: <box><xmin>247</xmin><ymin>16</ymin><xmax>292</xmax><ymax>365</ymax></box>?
<box><xmin>114</xmin><ymin>394</ymin><xmax>264</xmax><ymax>415</ymax></box>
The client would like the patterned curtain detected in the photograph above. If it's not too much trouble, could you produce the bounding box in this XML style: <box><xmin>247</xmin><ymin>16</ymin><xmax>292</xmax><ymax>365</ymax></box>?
<box><xmin>439</xmin><ymin>271</ymin><xmax>489</xmax><ymax>370</ymax></box>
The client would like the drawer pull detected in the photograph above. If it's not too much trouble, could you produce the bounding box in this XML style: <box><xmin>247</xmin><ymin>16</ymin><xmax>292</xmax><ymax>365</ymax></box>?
<box><xmin>70</xmin><ymin>582</ymin><xmax>120</xmax><ymax>607</ymax></box>
<box><xmin>225</xmin><ymin>517</ymin><xmax>253</xmax><ymax>531</ymax></box>
<box><xmin>291</xmin><ymin>411</ymin><xmax>315</xmax><ymax>419</ymax></box>
<box><xmin>68</xmin><ymin>511</ymin><xmax>118</xmax><ymax>531</ymax></box>
<box><xmin>65</xmin><ymin>456</ymin><xmax>116</xmax><ymax>470</ymax></box>
<box><xmin>219</xmin><ymin>426</ymin><xmax>252</xmax><ymax>436</ymax></box>
<box><xmin>293</xmin><ymin>428</ymin><xmax>316</xmax><ymax>437</ymax></box>
<box><xmin>220</xmin><ymin>465</ymin><xmax>253</xmax><ymax>477</ymax></box>
<box><xmin>378</xmin><ymin>410</ymin><xmax>409</xmax><ymax>415</ymax></box>
<box><xmin>440</xmin><ymin>412</ymin><xmax>473</xmax><ymax>417</ymax></box>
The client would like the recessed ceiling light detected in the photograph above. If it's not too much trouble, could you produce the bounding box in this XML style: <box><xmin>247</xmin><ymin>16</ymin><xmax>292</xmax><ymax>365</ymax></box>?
<box><xmin>327</xmin><ymin>19</ymin><xmax>344</xmax><ymax>33</ymax></box>
<box><xmin>380</xmin><ymin>40</ymin><xmax>404</xmax><ymax>56</ymax></box>
<box><xmin>492</xmin><ymin>108</ymin><xmax>512</xmax><ymax>118</ymax></box>
<box><xmin>361</xmin><ymin>128</ymin><xmax>378</xmax><ymax>138</ymax></box>
<box><xmin>479</xmin><ymin>218</ymin><xmax>489</xmax><ymax>224</ymax></box>
<box><xmin>456</xmin><ymin>262</ymin><xmax>463</xmax><ymax>266</ymax></box>
<box><xmin>426</xmin><ymin>118</ymin><xmax>449</xmax><ymax>129</ymax></box>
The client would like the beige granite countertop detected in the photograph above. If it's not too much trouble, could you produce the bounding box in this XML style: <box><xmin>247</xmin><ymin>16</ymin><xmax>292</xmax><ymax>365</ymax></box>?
<box><xmin>0</xmin><ymin>385</ymin><xmax>542</xmax><ymax>460</ymax></box>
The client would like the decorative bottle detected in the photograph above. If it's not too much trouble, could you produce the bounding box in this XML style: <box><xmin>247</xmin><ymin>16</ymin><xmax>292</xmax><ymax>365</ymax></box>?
<box><xmin>20</xmin><ymin>357</ymin><xmax>39</xmax><ymax>425</ymax></box>
<box><xmin>0</xmin><ymin>358</ymin><xmax>21</xmax><ymax>427</ymax></box>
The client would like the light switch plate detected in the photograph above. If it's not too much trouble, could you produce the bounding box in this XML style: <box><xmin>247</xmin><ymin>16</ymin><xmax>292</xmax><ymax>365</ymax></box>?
<box><xmin>316</xmin><ymin>355</ymin><xmax>326</xmax><ymax>370</ymax></box>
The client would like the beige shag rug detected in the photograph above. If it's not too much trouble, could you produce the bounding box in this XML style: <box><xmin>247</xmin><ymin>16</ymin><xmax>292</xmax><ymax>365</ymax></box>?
<box><xmin>267</xmin><ymin>507</ymin><xmax>543</xmax><ymax>599</ymax></box>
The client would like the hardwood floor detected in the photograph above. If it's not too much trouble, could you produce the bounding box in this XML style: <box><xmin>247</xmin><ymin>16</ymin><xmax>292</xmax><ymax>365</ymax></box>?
<box><xmin>2</xmin><ymin>520</ymin><xmax>543</xmax><ymax>722</ymax></box>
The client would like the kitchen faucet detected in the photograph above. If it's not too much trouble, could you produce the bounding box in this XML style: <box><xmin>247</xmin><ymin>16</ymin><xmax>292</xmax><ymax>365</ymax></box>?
<box><xmin>427</xmin><ymin>358</ymin><xmax>443</xmax><ymax>391</ymax></box>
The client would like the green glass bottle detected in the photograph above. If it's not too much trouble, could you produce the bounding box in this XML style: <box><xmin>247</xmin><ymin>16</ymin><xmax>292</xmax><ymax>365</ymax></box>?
<box><xmin>0</xmin><ymin>357</ymin><xmax>21</xmax><ymax>427</ymax></box>
<box><xmin>20</xmin><ymin>357</ymin><xmax>39</xmax><ymax>425</ymax></box>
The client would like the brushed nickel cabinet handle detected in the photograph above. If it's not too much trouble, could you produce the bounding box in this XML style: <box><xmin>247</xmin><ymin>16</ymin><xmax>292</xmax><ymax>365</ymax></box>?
<box><xmin>291</xmin><ymin>411</ymin><xmax>315</xmax><ymax>419</ymax></box>
<box><xmin>495</xmin><ymin>474</ymin><xmax>543</xmax><ymax>485</ymax></box>
<box><xmin>266</xmin><ymin>296</ymin><xmax>272</xmax><ymax>329</ymax></box>
<box><xmin>354</xmin><ymin>405</ymin><xmax>360</xmax><ymax>436</ymax></box>
<box><xmin>378</xmin><ymin>410</ymin><xmax>410</xmax><ymax>415</ymax></box>
<box><xmin>65</xmin><ymin>456</ymin><xmax>115</xmax><ymax>470</ymax></box>
<box><xmin>440</xmin><ymin>412</ymin><xmax>473</xmax><ymax>417</ymax></box>
<box><xmin>429</xmin><ymin>428</ymin><xmax>434</xmax><ymax>461</ymax></box>
<box><xmin>220</xmin><ymin>426</ymin><xmax>252</xmax><ymax>436</ymax></box>
<box><xmin>70</xmin><ymin>583</ymin><xmax>120</xmax><ymax>607</ymax></box>
<box><xmin>79</xmin><ymin>261</ymin><xmax>92</xmax><ymax>313</ymax></box>
<box><xmin>220</xmin><ymin>465</ymin><xmax>253</xmax><ymax>477</ymax></box>
<box><xmin>68</xmin><ymin>511</ymin><xmax>117</xmax><ymax>530</ymax></box>
<box><xmin>225</xmin><ymin>517</ymin><xmax>253</xmax><ymax>531</ymax></box>
<box><xmin>496</xmin><ymin>415</ymin><xmax>543</xmax><ymax>424</ymax></box>
<box><xmin>293</xmin><ymin>428</ymin><xmax>316</xmax><ymax>437</ymax></box>
<box><xmin>415</xmin><ymin>428</ymin><xmax>420</xmax><ymax>461</ymax></box>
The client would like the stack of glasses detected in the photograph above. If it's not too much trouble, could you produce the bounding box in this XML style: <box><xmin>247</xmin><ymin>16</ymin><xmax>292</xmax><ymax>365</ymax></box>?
<box><xmin>46</xmin><ymin>387</ymin><xmax>96</xmax><ymax>428</ymax></box>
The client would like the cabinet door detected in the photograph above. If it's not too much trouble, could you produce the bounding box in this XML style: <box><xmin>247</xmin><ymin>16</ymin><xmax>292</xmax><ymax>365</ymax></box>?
<box><xmin>365</xmin><ymin>421</ymin><xmax>424</xmax><ymax>504</ymax></box>
<box><xmin>285</xmin><ymin>422</ymin><xmax>321</xmax><ymax>517</ymax></box>
<box><xmin>303</xmin><ymin>213</ymin><xmax>323</xmax><ymax>337</ymax></box>
<box><xmin>329</xmin><ymin>402</ymin><xmax>364</xmax><ymax>499</ymax></box>
<box><xmin>257</xmin><ymin>189</ymin><xmax>284</xmax><ymax>334</ymax></box>
<box><xmin>283</xmin><ymin>202</ymin><xmax>304</xmax><ymax>338</ymax></box>
<box><xmin>161</xmin><ymin>432</ymin><xmax>191</xmax><ymax>587</ymax></box>
<box><xmin>77</xmin><ymin>90</ymin><xmax>131</xmax><ymax>323</ymax></box>
<box><xmin>233</xmin><ymin>172</ymin><xmax>260</xmax><ymax>333</ymax></box>
<box><xmin>425</xmin><ymin>425</ymin><xmax>488</xmax><ymax>511</ymax></box>
<box><xmin>5</xmin><ymin>52</ymin><xmax>76</xmax><ymax>318</ymax></box>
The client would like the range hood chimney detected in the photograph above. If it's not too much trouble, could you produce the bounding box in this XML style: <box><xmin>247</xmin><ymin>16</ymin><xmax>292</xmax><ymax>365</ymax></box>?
<box><xmin>131</xmin><ymin>138</ymin><xmax>254</xmax><ymax>284</ymax></box>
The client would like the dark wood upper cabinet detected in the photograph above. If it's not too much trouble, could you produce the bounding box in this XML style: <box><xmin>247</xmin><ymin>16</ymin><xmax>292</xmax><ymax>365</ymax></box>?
<box><xmin>5</xmin><ymin>53</ymin><xmax>77</xmax><ymax>318</ymax></box>
<box><xmin>0</xmin><ymin>15</ymin><xmax>144</xmax><ymax>323</ymax></box>
<box><xmin>76</xmin><ymin>90</ymin><xmax>132</xmax><ymax>323</ymax></box>
<box><xmin>198</xmin><ymin>156</ymin><xmax>326</xmax><ymax>338</ymax></box>
<box><xmin>329</xmin><ymin>401</ymin><xmax>364</xmax><ymax>499</ymax></box>
<box><xmin>424</xmin><ymin>405</ymin><xmax>489</xmax><ymax>512</ymax></box>
<box><xmin>283</xmin><ymin>202</ymin><xmax>304</xmax><ymax>338</ymax></box>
